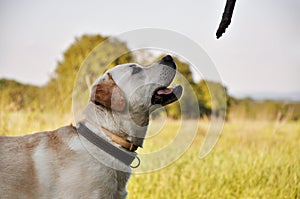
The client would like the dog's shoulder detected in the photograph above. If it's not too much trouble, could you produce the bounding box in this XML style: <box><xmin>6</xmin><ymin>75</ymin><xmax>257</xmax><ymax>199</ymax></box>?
<box><xmin>55</xmin><ymin>123</ymin><xmax>77</xmax><ymax>134</ymax></box>
<box><xmin>45</xmin><ymin>124</ymin><xmax>77</xmax><ymax>142</ymax></box>
<box><xmin>0</xmin><ymin>124</ymin><xmax>78</xmax><ymax>152</ymax></box>
<box><xmin>38</xmin><ymin>124</ymin><xmax>79</xmax><ymax>152</ymax></box>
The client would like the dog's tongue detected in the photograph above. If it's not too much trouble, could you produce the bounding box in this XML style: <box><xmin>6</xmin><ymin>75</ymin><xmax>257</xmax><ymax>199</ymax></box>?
<box><xmin>157</xmin><ymin>88</ymin><xmax>173</xmax><ymax>95</ymax></box>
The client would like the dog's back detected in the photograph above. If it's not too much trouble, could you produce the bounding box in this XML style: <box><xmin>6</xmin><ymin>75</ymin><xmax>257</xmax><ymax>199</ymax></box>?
<box><xmin>0</xmin><ymin>125</ymin><xmax>130</xmax><ymax>199</ymax></box>
<box><xmin>0</xmin><ymin>126</ymin><xmax>76</xmax><ymax>198</ymax></box>
<box><xmin>1</xmin><ymin>133</ymin><xmax>38</xmax><ymax>198</ymax></box>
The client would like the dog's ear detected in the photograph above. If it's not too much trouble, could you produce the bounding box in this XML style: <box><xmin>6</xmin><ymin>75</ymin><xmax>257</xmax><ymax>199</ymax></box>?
<box><xmin>90</xmin><ymin>73</ymin><xmax>126</xmax><ymax>111</ymax></box>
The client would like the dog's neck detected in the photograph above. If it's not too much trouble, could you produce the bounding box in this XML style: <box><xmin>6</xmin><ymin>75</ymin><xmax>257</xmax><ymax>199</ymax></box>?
<box><xmin>82</xmin><ymin>102</ymin><xmax>148</xmax><ymax>147</ymax></box>
<box><xmin>80</xmin><ymin>117</ymin><xmax>138</xmax><ymax>152</ymax></box>
<box><xmin>82</xmin><ymin>102</ymin><xmax>127</xmax><ymax>138</ymax></box>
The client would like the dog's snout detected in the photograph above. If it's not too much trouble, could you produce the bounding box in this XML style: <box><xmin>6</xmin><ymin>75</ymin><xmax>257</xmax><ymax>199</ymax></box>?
<box><xmin>159</xmin><ymin>55</ymin><xmax>176</xmax><ymax>69</ymax></box>
<box><xmin>163</xmin><ymin>55</ymin><xmax>173</xmax><ymax>62</ymax></box>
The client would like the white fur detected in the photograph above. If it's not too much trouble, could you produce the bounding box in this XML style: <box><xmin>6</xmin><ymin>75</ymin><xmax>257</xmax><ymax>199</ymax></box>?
<box><xmin>33</xmin><ymin>142</ymin><xmax>54</xmax><ymax>196</ymax></box>
<box><xmin>0</xmin><ymin>56</ymin><xmax>178</xmax><ymax>198</ymax></box>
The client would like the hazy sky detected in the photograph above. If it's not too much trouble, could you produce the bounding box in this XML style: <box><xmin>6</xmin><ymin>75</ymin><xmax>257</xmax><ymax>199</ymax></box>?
<box><xmin>0</xmin><ymin>0</ymin><xmax>299</xmax><ymax>97</ymax></box>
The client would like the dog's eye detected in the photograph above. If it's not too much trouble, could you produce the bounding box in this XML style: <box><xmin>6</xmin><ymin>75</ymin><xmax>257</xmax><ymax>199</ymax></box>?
<box><xmin>130</xmin><ymin>65</ymin><xmax>142</xmax><ymax>75</ymax></box>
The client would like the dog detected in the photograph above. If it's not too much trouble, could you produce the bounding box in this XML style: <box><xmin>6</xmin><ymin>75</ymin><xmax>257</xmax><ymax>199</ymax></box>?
<box><xmin>0</xmin><ymin>55</ymin><xmax>183</xmax><ymax>199</ymax></box>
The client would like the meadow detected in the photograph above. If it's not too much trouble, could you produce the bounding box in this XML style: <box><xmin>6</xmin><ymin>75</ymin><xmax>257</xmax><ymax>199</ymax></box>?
<box><xmin>1</xmin><ymin>111</ymin><xmax>299</xmax><ymax>198</ymax></box>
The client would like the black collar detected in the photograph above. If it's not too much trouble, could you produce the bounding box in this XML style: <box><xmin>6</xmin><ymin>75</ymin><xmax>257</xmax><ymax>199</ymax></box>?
<box><xmin>76</xmin><ymin>121</ymin><xmax>137</xmax><ymax>166</ymax></box>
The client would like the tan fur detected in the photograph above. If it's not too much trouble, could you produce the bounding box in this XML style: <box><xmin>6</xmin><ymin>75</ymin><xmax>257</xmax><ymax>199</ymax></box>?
<box><xmin>0</xmin><ymin>55</ymin><xmax>180</xmax><ymax>199</ymax></box>
<box><xmin>91</xmin><ymin>72</ymin><xmax>126</xmax><ymax>111</ymax></box>
<box><xmin>0</xmin><ymin>126</ymin><xmax>70</xmax><ymax>198</ymax></box>
<box><xmin>0</xmin><ymin>126</ymin><xmax>130</xmax><ymax>199</ymax></box>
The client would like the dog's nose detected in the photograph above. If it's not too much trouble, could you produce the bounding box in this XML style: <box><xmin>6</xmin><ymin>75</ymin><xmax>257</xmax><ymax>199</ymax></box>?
<box><xmin>159</xmin><ymin>55</ymin><xmax>176</xmax><ymax>69</ymax></box>
<box><xmin>163</xmin><ymin>55</ymin><xmax>173</xmax><ymax>62</ymax></box>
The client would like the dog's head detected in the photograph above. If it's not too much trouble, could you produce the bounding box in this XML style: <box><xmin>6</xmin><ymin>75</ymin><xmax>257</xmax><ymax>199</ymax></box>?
<box><xmin>90</xmin><ymin>55</ymin><xmax>183</xmax><ymax>146</ymax></box>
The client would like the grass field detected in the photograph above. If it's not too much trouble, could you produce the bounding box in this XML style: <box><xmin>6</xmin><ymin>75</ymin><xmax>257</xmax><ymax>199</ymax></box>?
<box><xmin>128</xmin><ymin>119</ymin><xmax>300</xmax><ymax>199</ymax></box>
<box><xmin>1</xmin><ymin>111</ymin><xmax>299</xmax><ymax>198</ymax></box>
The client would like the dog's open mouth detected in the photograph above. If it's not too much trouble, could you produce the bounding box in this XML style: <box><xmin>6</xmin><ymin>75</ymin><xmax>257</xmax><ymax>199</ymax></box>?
<box><xmin>151</xmin><ymin>84</ymin><xmax>183</xmax><ymax>106</ymax></box>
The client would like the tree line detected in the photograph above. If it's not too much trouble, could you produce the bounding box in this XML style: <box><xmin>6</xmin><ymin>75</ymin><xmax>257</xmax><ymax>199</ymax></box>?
<box><xmin>1</xmin><ymin>34</ymin><xmax>299</xmax><ymax>121</ymax></box>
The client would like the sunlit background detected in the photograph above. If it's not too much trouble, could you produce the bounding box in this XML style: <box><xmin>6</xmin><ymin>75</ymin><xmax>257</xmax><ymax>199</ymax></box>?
<box><xmin>0</xmin><ymin>0</ymin><xmax>299</xmax><ymax>100</ymax></box>
<box><xmin>1</xmin><ymin>1</ymin><xmax>300</xmax><ymax>198</ymax></box>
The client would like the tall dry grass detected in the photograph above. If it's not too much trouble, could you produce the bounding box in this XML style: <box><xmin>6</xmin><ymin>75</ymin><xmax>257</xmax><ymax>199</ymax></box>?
<box><xmin>128</xmin><ymin>120</ymin><xmax>300</xmax><ymax>199</ymax></box>
<box><xmin>1</xmin><ymin>110</ymin><xmax>299</xmax><ymax>198</ymax></box>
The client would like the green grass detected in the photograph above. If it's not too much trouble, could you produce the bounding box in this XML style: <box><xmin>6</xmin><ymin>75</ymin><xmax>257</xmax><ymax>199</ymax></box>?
<box><xmin>1</xmin><ymin>111</ymin><xmax>299</xmax><ymax>198</ymax></box>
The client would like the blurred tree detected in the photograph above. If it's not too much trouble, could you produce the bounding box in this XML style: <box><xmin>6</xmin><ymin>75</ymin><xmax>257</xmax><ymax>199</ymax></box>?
<box><xmin>45</xmin><ymin>34</ymin><xmax>132</xmax><ymax>112</ymax></box>
<box><xmin>0</xmin><ymin>79</ymin><xmax>41</xmax><ymax>111</ymax></box>
<box><xmin>196</xmin><ymin>80</ymin><xmax>229</xmax><ymax>119</ymax></box>
<box><xmin>4</xmin><ymin>34</ymin><xmax>297</xmax><ymax>121</ymax></box>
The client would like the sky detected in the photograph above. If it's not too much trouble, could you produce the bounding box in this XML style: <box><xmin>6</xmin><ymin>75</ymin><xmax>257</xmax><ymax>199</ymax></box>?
<box><xmin>0</xmin><ymin>0</ymin><xmax>299</xmax><ymax>99</ymax></box>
